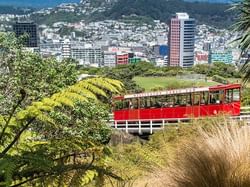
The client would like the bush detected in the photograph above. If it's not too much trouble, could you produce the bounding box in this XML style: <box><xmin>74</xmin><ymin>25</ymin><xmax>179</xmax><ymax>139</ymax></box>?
<box><xmin>212</xmin><ymin>75</ymin><xmax>229</xmax><ymax>84</ymax></box>
<box><xmin>165</xmin><ymin>123</ymin><xmax>250</xmax><ymax>187</ymax></box>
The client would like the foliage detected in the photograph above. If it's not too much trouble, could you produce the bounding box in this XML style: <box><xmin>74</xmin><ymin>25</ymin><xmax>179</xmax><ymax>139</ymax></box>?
<box><xmin>0</xmin><ymin>77</ymin><xmax>123</xmax><ymax>186</ymax></box>
<box><xmin>104</xmin><ymin>0</ymin><xmax>235</xmax><ymax>28</ymax></box>
<box><xmin>119</xmin><ymin>15</ymin><xmax>155</xmax><ymax>26</ymax></box>
<box><xmin>165</xmin><ymin>122</ymin><xmax>250</xmax><ymax>187</ymax></box>
<box><xmin>29</xmin><ymin>0</ymin><xmax>235</xmax><ymax>28</ymax></box>
<box><xmin>134</xmin><ymin>76</ymin><xmax>216</xmax><ymax>91</ymax></box>
<box><xmin>0</xmin><ymin>33</ymin><xmax>125</xmax><ymax>186</ymax></box>
<box><xmin>107</xmin><ymin>116</ymin><xmax>231</xmax><ymax>186</ymax></box>
<box><xmin>212</xmin><ymin>75</ymin><xmax>229</xmax><ymax>84</ymax></box>
<box><xmin>0</xmin><ymin>32</ymin><xmax>79</xmax><ymax>113</ymax></box>
<box><xmin>33</xmin><ymin>11</ymin><xmax>83</xmax><ymax>26</ymax></box>
<box><xmin>192</xmin><ymin>62</ymin><xmax>241</xmax><ymax>78</ymax></box>
<box><xmin>232</xmin><ymin>0</ymin><xmax>250</xmax><ymax>82</ymax></box>
<box><xmin>242</xmin><ymin>87</ymin><xmax>250</xmax><ymax>106</ymax></box>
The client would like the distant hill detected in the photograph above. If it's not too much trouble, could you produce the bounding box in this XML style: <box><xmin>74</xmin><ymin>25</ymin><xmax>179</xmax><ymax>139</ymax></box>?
<box><xmin>0</xmin><ymin>5</ymin><xmax>34</xmax><ymax>14</ymax></box>
<box><xmin>102</xmin><ymin>0</ymin><xmax>235</xmax><ymax>28</ymax></box>
<box><xmin>26</xmin><ymin>0</ymin><xmax>235</xmax><ymax>29</ymax></box>
<box><xmin>0</xmin><ymin>0</ymin><xmax>233</xmax><ymax>8</ymax></box>
<box><xmin>185</xmin><ymin>0</ymin><xmax>232</xmax><ymax>3</ymax></box>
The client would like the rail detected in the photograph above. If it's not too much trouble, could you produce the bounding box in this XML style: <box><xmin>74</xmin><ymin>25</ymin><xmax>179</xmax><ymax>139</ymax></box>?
<box><xmin>109</xmin><ymin>118</ymin><xmax>189</xmax><ymax>134</ymax></box>
<box><xmin>108</xmin><ymin>106</ymin><xmax>250</xmax><ymax>134</ymax></box>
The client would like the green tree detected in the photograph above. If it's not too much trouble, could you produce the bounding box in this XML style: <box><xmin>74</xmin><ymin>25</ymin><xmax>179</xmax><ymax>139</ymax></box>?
<box><xmin>0</xmin><ymin>32</ymin><xmax>78</xmax><ymax>113</ymax></box>
<box><xmin>0</xmin><ymin>77</ymin><xmax>123</xmax><ymax>186</ymax></box>
<box><xmin>0</xmin><ymin>32</ymin><xmax>124</xmax><ymax>186</ymax></box>
<box><xmin>233</xmin><ymin>0</ymin><xmax>250</xmax><ymax>82</ymax></box>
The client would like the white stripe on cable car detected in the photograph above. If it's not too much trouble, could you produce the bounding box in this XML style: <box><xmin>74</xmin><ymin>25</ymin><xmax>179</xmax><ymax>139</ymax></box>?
<box><xmin>124</xmin><ymin>87</ymin><xmax>209</xmax><ymax>99</ymax></box>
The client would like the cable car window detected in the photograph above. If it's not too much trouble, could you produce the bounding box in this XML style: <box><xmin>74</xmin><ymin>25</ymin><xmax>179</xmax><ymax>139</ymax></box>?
<box><xmin>150</xmin><ymin>97</ymin><xmax>156</xmax><ymax>108</ymax></box>
<box><xmin>210</xmin><ymin>91</ymin><xmax>223</xmax><ymax>104</ymax></box>
<box><xmin>154</xmin><ymin>96</ymin><xmax>164</xmax><ymax>107</ymax></box>
<box><xmin>187</xmin><ymin>94</ymin><xmax>192</xmax><ymax>106</ymax></box>
<box><xmin>225</xmin><ymin>89</ymin><xmax>233</xmax><ymax>103</ymax></box>
<box><xmin>114</xmin><ymin>100</ymin><xmax>123</xmax><ymax>110</ymax></box>
<box><xmin>201</xmin><ymin>92</ymin><xmax>209</xmax><ymax>105</ymax></box>
<box><xmin>193</xmin><ymin>93</ymin><xmax>200</xmax><ymax>105</ymax></box>
<box><xmin>174</xmin><ymin>95</ymin><xmax>181</xmax><ymax>106</ymax></box>
<box><xmin>146</xmin><ymin>97</ymin><xmax>151</xmax><ymax>108</ymax></box>
<box><xmin>140</xmin><ymin>97</ymin><xmax>146</xmax><ymax>108</ymax></box>
<box><xmin>131</xmin><ymin>98</ymin><xmax>138</xmax><ymax>109</ymax></box>
<box><xmin>179</xmin><ymin>94</ymin><xmax>187</xmax><ymax>106</ymax></box>
<box><xmin>233</xmin><ymin>88</ymin><xmax>240</xmax><ymax>101</ymax></box>
<box><xmin>166</xmin><ymin>95</ymin><xmax>174</xmax><ymax>107</ymax></box>
<box><xmin>123</xmin><ymin>99</ymin><xmax>130</xmax><ymax>109</ymax></box>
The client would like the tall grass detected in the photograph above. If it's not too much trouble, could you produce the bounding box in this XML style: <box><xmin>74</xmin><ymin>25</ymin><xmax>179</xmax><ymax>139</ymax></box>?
<box><xmin>165</xmin><ymin>122</ymin><xmax>250</xmax><ymax>187</ymax></box>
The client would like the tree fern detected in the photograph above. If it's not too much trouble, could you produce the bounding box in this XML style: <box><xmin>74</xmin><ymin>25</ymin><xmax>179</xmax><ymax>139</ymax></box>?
<box><xmin>0</xmin><ymin>77</ymin><xmax>123</xmax><ymax>186</ymax></box>
<box><xmin>232</xmin><ymin>0</ymin><xmax>250</xmax><ymax>82</ymax></box>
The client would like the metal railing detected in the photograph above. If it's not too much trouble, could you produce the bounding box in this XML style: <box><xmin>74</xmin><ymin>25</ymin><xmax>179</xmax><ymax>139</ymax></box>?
<box><xmin>109</xmin><ymin>118</ymin><xmax>189</xmax><ymax>134</ymax></box>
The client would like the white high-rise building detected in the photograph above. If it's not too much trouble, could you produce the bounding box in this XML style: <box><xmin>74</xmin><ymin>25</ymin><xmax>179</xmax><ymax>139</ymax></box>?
<box><xmin>104</xmin><ymin>51</ymin><xmax>116</xmax><ymax>67</ymax></box>
<box><xmin>62</xmin><ymin>39</ymin><xmax>71</xmax><ymax>59</ymax></box>
<box><xmin>71</xmin><ymin>46</ymin><xmax>103</xmax><ymax>66</ymax></box>
<box><xmin>168</xmin><ymin>13</ymin><xmax>195</xmax><ymax>68</ymax></box>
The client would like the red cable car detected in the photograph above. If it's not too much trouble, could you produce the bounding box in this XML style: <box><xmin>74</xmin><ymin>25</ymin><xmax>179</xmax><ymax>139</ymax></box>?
<box><xmin>113</xmin><ymin>84</ymin><xmax>241</xmax><ymax>121</ymax></box>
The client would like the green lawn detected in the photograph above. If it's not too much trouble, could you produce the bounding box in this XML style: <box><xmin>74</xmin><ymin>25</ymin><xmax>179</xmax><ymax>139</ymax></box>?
<box><xmin>133</xmin><ymin>76</ymin><xmax>218</xmax><ymax>91</ymax></box>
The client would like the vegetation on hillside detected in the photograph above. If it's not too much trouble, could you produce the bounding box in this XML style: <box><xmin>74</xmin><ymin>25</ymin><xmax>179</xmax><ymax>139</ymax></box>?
<box><xmin>133</xmin><ymin>76</ymin><xmax>217</xmax><ymax>91</ymax></box>
<box><xmin>103</xmin><ymin>0</ymin><xmax>235</xmax><ymax>28</ymax></box>
<box><xmin>29</xmin><ymin>0</ymin><xmax>235</xmax><ymax>28</ymax></box>
<box><xmin>165</xmin><ymin>121</ymin><xmax>250</xmax><ymax>187</ymax></box>
<box><xmin>80</xmin><ymin>61</ymin><xmax>242</xmax><ymax>93</ymax></box>
<box><xmin>233</xmin><ymin>0</ymin><xmax>250</xmax><ymax>82</ymax></box>
<box><xmin>0</xmin><ymin>6</ymin><xmax>34</xmax><ymax>15</ymax></box>
<box><xmin>106</xmin><ymin>117</ymin><xmax>250</xmax><ymax>186</ymax></box>
<box><xmin>0</xmin><ymin>32</ymin><xmax>125</xmax><ymax>186</ymax></box>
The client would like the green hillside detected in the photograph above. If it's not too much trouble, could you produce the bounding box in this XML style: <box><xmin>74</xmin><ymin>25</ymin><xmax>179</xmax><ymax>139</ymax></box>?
<box><xmin>133</xmin><ymin>76</ymin><xmax>218</xmax><ymax>91</ymax></box>
<box><xmin>103</xmin><ymin>0</ymin><xmax>235</xmax><ymax>28</ymax></box>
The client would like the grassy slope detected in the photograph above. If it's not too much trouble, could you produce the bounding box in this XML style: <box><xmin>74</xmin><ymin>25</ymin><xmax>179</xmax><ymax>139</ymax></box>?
<box><xmin>133</xmin><ymin>76</ymin><xmax>218</xmax><ymax>91</ymax></box>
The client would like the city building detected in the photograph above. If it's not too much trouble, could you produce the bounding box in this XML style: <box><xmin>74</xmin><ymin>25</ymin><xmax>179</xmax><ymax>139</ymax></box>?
<box><xmin>71</xmin><ymin>46</ymin><xmax>103</xmax><ymax>66</ymax></box>
<box><xmin>168</xmin><ymin>13</ymin><xmax>195</xmax><ymax>67</ymax></box>
<box><xmin>195</xmin><ymin>51</ymin><xmax>209</xmax><ymax>64</ymax></box>
<box><xmin>13</xmin><ymin>21</ymin><xmax>38</xmax><ymax>47</ymax></box>
<box><xmin>116</xmin><ymin>52</ymin><xmax>129</xmax><ymax>65</ymax></box>
<box><xmin>210</xmin><ymin>50</ymin><xmax>233</xmax><ymax>64</ymax></box>
<box><xmin>129</xmin><ymin>57</ymin><xmax>141</xmax><ymax>64</ymax></box>
<box><xmin>103</xmin><ymin>51</ymin><xmax>116</xmax><ymax>67</ymax></box>
<box><xmin>203</xmin><ymin>41</ymin><xmax>211</xmax><ymax>52</ymax></box>
<box><xmin>62</xmin><ymin>39</ymin><xmax>71</xmax><ymax>58</ymax></box>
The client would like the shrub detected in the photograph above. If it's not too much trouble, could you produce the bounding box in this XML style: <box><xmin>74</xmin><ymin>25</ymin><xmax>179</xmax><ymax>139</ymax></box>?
<box><xmin>212</xmin><ymin>75</ymin><xmax>229</xmax><ymax>84</ymax></box>
<box><xmin>165</xmin><ymin>123</ymin><xmax>250</xmax><ymax>187</ymax></box>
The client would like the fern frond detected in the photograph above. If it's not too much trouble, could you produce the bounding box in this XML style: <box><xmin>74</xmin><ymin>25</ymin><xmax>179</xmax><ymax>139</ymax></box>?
<box><xmin>77</xmin><ymin>81</ymin><xmax>107</xmax><ymax>97</ymax></box>
<box><xmin>81</xmin><ymin>170</ymin><xmax>98</xmax><ymax>185</ymax></box>
<box><xmin>52</xmin><ymin>93</ymin><xmax>74</xmax><ymax>107</ymax></box>
<box><xmin>94</xmin><ymin>77</ymin><xmax>124</xmax><ymax>92</ymax></box>
<box><xmin>61</xmin><ymin>91</ymin><xmax>88</xmax><ymax>103</ymax></box>
<box><xmin>68</xmin><ymin>86</ymin><xmax>97</xmax><ymax>100</ymax></box>
<box><xmin>36</xmin><ymin>113</ymin><xmax>56</xmax><ymax>125</ymax></box>
<box><xmin>41</xmin><ymin>98</ymin><xmax>62</xmax><ymax>108</ymax></box>
<box><xmin>86</xmin><ymin>78</ymin><xmax>120</xmax><ymax>93</ymax></box>
<box><xmin>0</xmin><ymin>158</ymin><xmax>16</xmax><ymax>186</ymax></box>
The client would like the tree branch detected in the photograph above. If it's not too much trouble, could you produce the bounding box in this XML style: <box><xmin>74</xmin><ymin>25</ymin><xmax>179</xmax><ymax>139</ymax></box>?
<box><xmin>0</xmin><ymin>117</ymin><xmax>35</xmax><ymax>158</ymax></box>
<box><xmin>11</xmin><ymin>153</ymin><xmax>98</xmax><ymax>187</ymax></box>
<box><xmin>0</xmin><ymin>90</ymin><xmax>26</xmax><ymax>141</ymax></box>
<box><xmin>11</xmin><ymin>163</ymin><xmax>122</xmax><ymax>187</ymax></box>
